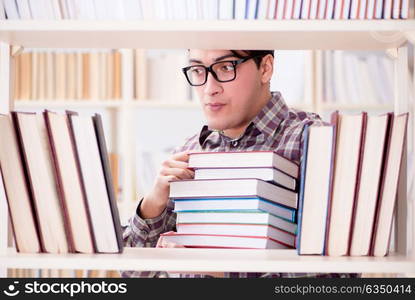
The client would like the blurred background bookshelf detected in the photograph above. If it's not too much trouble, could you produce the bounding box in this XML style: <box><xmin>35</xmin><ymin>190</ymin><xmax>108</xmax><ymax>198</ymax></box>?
<box><xmin>1</xmin><ymin>0</ymin><xmax>414</xmax><ymax>278</ymax></box>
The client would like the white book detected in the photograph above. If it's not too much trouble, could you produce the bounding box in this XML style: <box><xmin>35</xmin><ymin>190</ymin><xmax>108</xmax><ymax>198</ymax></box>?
<box><xmin>170</xmin><ymin>178</ymin><xmax>298</xmax><ymax>209</ymax></box>
<box><xmin>124</xmin><ymin>0</ymin><xmax>143</xmax><ymax>20</ymax></box>
<box><xmin>199</xmin><ymin>0</ymin><xmax>206</xmax><ymax>19</ymax></box>
<box><xmin>174</xmin><ymin>197</ymin><xmax>296</xmax><ymax>221</ymax></box>
<box><xmin>0</xmin><ymin>1</ymin><xmax>5</xmax><ymax>19</ymax></box>
<box><xmin>366</xmin><ymin>0</ymin><xmax>375</xmax><ymax>19</ymax></box>
<box><xmin>16</xmin><ymin>0</ymin><xmax>31</xmax><ymax>19</ymax></box>
<box><xmin>383</xmin><ymin>0</ymin><xmax>393</xmax><ymax>19</ymax></box>
<box><xmin>187</xmin><ymin>0</ymin><xmax>198</xmax><ymax>19</ymax></box>
<box><xmin>374</xmin><ymin>0</ymin><xmax>383</xmax><ymax>18</ymax></box>
<box><xmin>284</xmin><ymin>0</ymin><xmax>294</xmax><ymax>19</ymax></box>
<box><xmin>342</xmin><ymin>0</ymin><xmax>351</xmax><ymax>18</ymax></box>
<box><xmin>372</xmin><ymin>113</ymin><xmax>408</xmax><ymax>256</ymax></box>
<box><xmin>69</xmin><ymin>114</ymin><xmax>119</xmax><ymax>253</ymax></box>
<box><xmin>332</xmin><ymin>51</ymin><xmax>347</xmax><ymax>104</ymax></box>
<box><xmin>153</xmin><ymin>0</ymin><xmax>167</xmax><ymax>20</ymax></box>
<box><xmin>93</xmin><ymin>0</ymin><xmax>109</xmax><ymax>20</ymax></box>
<box><xmin>219</xmin><ymin>0</ymin><xmax>234</xmax><ymax>19</ymax></box>
<box><xmin>275</xmin><ymin>0</ymin><xmax>285</xmax><ymax>19</ymax></box>
<box><xmin>350</xmin><ymin>114</ymin><xmax>390</xmax><ymax>256</ymax></box>
<box><xmin>247</xmin><ymin>0</ymin><xmax>257</xmax><ymax>19</ymax></box>
<box><xmin>176</xmin><ymin>211</ymin><xmax>298</xmax><ymax>234</ymax></box>
<box><xmin>292</xmin><ymin>0</ymin><xmax>302</xmax><ymax>18</ymax></box>
<box><xmin>349</xmin><ymin>0</ymin><xmax>359</xmax><ymax>19</ymax></box>
<box><xmin>160</xmin><ymin>232</ymin><xmax>290</xmax><ymax>249</ymax></box>
<box><xmin>3</xmin><ymin>0</ymin><xmax>20</xmax><ymax>19</ymax></box>
<box><xmin>189</xmin><ymin>150</ymin><xmax>299</xmax><ymax>178</ymax></box>
<box><xmin>59</xmin><ymin>0</ymin><xmax>69</xmax><ymax>19</ymax></box>
<box><xmin>43</xmin><ymin>0</ymin><xmax>55</xmax><ymax>19</ymax></box>
<box><xmin>50</xmin><ymin>0</ymin><xmax>62</xmax><ymax>19</ymax></box>
<box><xmin>165</xmin><ymin>0</ymin><xmax>174</xmax><ymax>20</ymax></box>
<box><xmin>342</xmin><ymin>54</ymin><xmax>360</xmax><ymax>104</ymax></box>
<box><xmin>44</xmin><ymin>111</ymin><xmax>95</xmax><ymax>253</ymax></box>
<box><xmin>367</xmin><ymin>55</ymin><xmax>388</xmax><ymax>104</ymax></box>
<box><xmin>267</xmin><ymin>0</ymin><xmax>277</xmax><ymax>18</ymax></box>
<box><xmin>140</xmin><ymin>0</ymin><xmax>154</xmax><ymax>20</ymax></box>
<box><xmin>309</xmin><ymin>0</ymin><xmax>318</xmax><ymax>18</ymax></box>
<box><xmin>325</xmin><ymin>0</ymin><xmax>335</xmax><ymax>18</ymax></box>
<box><xmin>377</xmin><ymin>55</ymin><xmax>394</xmax><ymax>104</ymax></box>
<box><xmin>297</xmin><ymin>125</ymin><xmax>334</xmax><ymax>255</ymax></box>
<box><xmin>176</xmin><ymin>223</ymin><xmax>296</xmax><ymax>247</ymax></box>
<box><xmin>358</xmin><ymin>57</ymin><xmax>378</xmax><ymax>105</ymax></box>
<box><xmin>301</xmin><ymin>0</ymin><xmax>311</xmax><ymax>18</ymax></box>
<box><xmin>327</xmin><ymin>113</ymin><xmax>365</xmax><ymax>257</ymax></box>
<box><xmin>194</xmin><ymin>167</ymin><xmax>296</xmax><ymax>190</ymax></box>
<box><xmin>13</xmin><ymin>112</ymin><xmax>69</xmax><ymax>253</ymax></box>
<box><xmin>317</xmin><ymin>0</ymin><xmax>327</xmax><ymax>18</ymax></box>
<box><xmin>401</xmin><ymin>0</ymin><xmax>409</xmax><ymax>18</ymax></box>
<box><xmin>112</xmin><ymin>0</ymin><xmax>125</xmax><ymax>20</ymax></box>
<box><xmin>65</xmin><ymin>0</ymin><xmax>76</xmax><ymax>19</ymax></box>
<box><xmin>333</xmin><ymin>0</ymin><xmax>343</xmax><ymax>19</ymax></box>
<box><xmin>257</xmin><ymin>0</ymin><xmax>269</xmax><ymax>19</ymax></box>
<box><xmin>0</xmin><ymin>115</ymin><xmax>41</xmax><ymax>253</ymax></box>
<box><xmin>179</xmin><ymin>0</ymin><xmax>189</xmax><ymax>20</ymax></box>
<box><xmin>392</xmin><ymin>0</ymin><xmax>400</xmax><ymax>19</ymax></box>
<box><xmin>358</xmin><ymin>0</ymin><xmax>368</xmax><ymax>18</ymax></box>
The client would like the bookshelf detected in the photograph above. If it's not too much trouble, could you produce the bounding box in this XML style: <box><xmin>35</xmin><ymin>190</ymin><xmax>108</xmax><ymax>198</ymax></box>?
<box><xmin>0</xmin><ymin>19</ymin><xmax>415</xmax><ymax>276</ymax></box>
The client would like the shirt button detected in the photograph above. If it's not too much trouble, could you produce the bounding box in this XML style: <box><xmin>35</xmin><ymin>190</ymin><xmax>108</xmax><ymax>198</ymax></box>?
<box><xmin>232</xmin><ymin>141</ymin><xmax>238</xmax><ymax>147</ymax></box>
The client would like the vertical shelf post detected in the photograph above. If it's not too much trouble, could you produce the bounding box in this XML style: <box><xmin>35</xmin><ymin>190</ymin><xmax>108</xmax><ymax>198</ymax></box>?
<box><xmin>394</xmin><ymin>46</ymin><xmax>410</xmax><ymax>256</ymax></box>
<box><xmin>0</xmin><ymin>41</ymin><xmax>12</xmax><ymax>277</ymax></box>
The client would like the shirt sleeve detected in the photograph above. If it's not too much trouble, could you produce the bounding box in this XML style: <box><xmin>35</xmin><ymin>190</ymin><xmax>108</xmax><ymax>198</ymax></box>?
<box><xmin>120</xmin><ymin>198</ymin><xmax>176</xmax><ymax>278</ymax></box>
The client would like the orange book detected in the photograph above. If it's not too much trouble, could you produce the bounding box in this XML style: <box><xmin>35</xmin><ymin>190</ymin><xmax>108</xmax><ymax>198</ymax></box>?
<box><xmin>82</xmin><ymin>53</ymin><xmax>90</xmax><ymax>99</ymax></box>
<box><xmin>113</xmin><ymin>51</ymin><xmax>122</xmax><ymax>99</ymax></box>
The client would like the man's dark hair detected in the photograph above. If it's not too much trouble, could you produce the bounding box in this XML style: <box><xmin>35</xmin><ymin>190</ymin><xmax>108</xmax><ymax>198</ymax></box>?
<box><xmin>230</xmin><ymin>50</ymin><xmax>274</xmax><ymax>69</ymax></box>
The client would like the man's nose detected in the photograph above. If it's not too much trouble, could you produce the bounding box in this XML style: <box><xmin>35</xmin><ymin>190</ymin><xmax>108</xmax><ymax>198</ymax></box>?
<box><xmin>203</xmin><ymin>71</ymin><xmax>222</xmax><ymax>96</ymax></box>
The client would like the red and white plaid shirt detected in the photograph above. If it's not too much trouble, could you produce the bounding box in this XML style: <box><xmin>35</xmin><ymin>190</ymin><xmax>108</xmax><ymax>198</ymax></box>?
<box><xmin>122</xmin><ymin>92</ymin><xmax>357</xmax><ymax>278</ymax></box>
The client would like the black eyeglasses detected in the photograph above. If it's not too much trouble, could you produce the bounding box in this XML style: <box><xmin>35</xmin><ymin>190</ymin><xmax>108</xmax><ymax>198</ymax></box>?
<box><xmin>181</xmin><ymin>55</ymin><xmax>263</xmax><ymax>86</ymax></box>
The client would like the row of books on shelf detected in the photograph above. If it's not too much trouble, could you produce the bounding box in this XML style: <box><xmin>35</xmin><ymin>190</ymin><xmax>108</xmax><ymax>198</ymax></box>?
<box><xmin>0</xmin><ymin>0</ymin><xmax>411</xmax><ymax>21</ymax></box>
<box><xmin>14</xmin><ymin>49</ymin><xmax>122</xmax><ymax>101</ymax></box>
<box><xmin>14</xmin><ymin>49</ymin><xmax>191</xmax><ymax>103</ymax></box>
<box><xmin>161</xmin><ymin>111</ymin><xmax>408</xmax><ymax>256</ymax></box>
<box><xmin>323</xmin><ymin>51</ymin><xmax>394</xmax><ymax>106</ymax></box>
<box><xmin>8</xmin><ymin>269</ymin><xmax>121</xmax><ymax>278</ymax></box>
<box><xmin>0</xmin><ymin>110</ymin><xmax>124</xmax><ymax>254</ymax></box>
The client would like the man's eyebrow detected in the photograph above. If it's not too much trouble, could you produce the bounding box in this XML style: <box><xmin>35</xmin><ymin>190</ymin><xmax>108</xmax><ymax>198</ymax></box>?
<box><xmin>188</xmin><ymin>54</ymin><xmax>238</xmax><ymax>65</ymax></box>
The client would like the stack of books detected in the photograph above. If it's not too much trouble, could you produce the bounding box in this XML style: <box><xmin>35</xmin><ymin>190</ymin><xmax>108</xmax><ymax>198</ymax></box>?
<box><xmin>161</xmin><ymin>151</ymin><xmax>300</xmax><ymax>249</ymax></box>
<box><xmin>0</xmin><ymin>111</ymin><xmax>123</xmax><ymax>254</ymax></box>
<box><xmin>297</xmin><ymin>111</ymin><xmax>408</xmax><ymax>257</ymax></box>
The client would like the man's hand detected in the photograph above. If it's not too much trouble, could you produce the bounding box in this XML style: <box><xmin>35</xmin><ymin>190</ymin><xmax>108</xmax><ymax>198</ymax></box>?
<box><xmin>140</xmin><ymin>151</ymin><xmax>194</xmax><ymax>219</ymax></box>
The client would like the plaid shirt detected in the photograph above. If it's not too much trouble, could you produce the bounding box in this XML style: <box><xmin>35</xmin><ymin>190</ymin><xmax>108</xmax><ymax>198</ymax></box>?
<box><xmin>122</xmin><ymin>92</ymin><xmax>357</xmax><ymax>278</ymax></box>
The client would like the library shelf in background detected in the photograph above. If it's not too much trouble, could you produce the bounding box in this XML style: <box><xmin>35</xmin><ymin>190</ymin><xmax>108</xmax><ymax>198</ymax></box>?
<box><xmin>0</xmin><ymin>18</ymin><xmax>414</xmax><ymax>276</ymax></box>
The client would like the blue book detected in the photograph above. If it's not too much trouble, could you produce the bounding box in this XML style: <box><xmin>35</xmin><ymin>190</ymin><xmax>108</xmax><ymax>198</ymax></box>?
<box><xmin>173</xmin><ymin>196</ymin><xmax>296</xmax><ymax>222</ymax></box>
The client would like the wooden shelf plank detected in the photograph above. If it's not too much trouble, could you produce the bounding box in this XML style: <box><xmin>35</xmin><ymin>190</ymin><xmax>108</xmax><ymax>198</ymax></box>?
<box><xmin>1</xmin><ymin>247</ymin><xmax>414</xmax><ymax>273</ymax></box>
<box><xmin>0</xmin><ymin>20</ymin><xmax>413</xmax><ymax>50</ymax></box>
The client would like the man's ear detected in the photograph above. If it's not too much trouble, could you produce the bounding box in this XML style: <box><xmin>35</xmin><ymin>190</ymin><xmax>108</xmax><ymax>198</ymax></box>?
<box><xmin>260</xmin><ymin>54</ymin><xmax>274</xmax><ymax>84</ymax></box>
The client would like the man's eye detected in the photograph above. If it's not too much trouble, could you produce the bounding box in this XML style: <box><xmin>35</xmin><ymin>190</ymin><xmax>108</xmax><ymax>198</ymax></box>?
<box><xmin>221</xmin><ymin>64</ymin><xmax>234</xmax><ymax>72</ymax></box>
<box><xmin>191</xmin><ymin>68</ymin><xmax>204</xmax><ymax>75</ymax></box>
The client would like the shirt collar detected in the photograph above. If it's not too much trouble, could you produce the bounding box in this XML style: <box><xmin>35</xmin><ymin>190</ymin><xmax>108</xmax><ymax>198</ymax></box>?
<box><xmin>198</xmin><ymin>91</ymin><xmax>289</xmax><ymax>147</ymax></box>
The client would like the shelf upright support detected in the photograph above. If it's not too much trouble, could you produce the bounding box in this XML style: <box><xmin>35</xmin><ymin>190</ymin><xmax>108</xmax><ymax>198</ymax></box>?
<box><xmin>117</xmin><ymin>49</ymin><xmax>135</xmax><ymax>214</ymax></box>
<box><xmin>394</xmin><ymin>46</ymin><xmax>410</xmax><ymax>257</ymax></box>
<box><xmin>0</xmin><ymin>41</ymin><xmax>13</xmax><ymax>277</ymax></box>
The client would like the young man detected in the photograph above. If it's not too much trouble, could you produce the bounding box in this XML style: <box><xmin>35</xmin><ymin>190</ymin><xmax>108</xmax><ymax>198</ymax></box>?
<box><xmin>122</xmin><ymin>49</ymin><xmax>355</xmax><ymax>278</ymax></box>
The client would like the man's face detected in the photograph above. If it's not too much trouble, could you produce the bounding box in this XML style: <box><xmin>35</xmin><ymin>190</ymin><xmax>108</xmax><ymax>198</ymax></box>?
<box><xmin>187</xmin><ymin>50</ymin><xmax>264</xmax><ymax>132</ymax></box>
